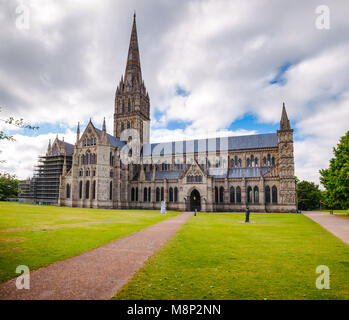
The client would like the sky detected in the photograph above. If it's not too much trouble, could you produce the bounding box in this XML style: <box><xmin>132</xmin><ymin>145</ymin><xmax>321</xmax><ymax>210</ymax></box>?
<box><xmin>0</xmin><ymin>0</ymin><xmax>348</xmax><ymax>184</ymax></box>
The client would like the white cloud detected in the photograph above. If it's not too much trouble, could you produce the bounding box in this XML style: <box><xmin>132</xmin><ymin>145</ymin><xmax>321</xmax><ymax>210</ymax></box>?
<box><xmin>0</xmin><ymin>0</ymin><xmax>348</xmax><ymax>184</ymax></box>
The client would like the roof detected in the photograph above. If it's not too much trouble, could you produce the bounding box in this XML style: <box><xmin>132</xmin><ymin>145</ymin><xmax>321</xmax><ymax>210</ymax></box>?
<box><xmin>63</xmin><ymin>142</ymin><xmax>74</xmax><ymax>156</ymax></box>
<box><xmin>155</xmin><ymin>171</ymin><xmax>183</xmax><ymax>180</ymax></box>
<box><xmin>207</xmin><ymin>167</ymin><xmax>270</xmax><ymax>178</ymax></box>
<box><xmin>142</xmin><ymin>167</ymin><xmax>270</xmax><ymax>181</ymax></box>
<box><xmin>95</xmin><ymin>128</ymin><xmax>126</xmax><ymax>149</ymax></box>
<box><xmin>143</xmin><ymin>133</ymin><xmax>278</xmax><ymax>156</ymax></box>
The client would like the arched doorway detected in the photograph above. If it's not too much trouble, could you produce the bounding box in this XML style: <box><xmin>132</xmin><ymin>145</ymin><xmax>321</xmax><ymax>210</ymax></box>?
<box><xmin>190</xmin><ymin>189</ymin><xmax>201</xmax><ymax>212</ymax></box>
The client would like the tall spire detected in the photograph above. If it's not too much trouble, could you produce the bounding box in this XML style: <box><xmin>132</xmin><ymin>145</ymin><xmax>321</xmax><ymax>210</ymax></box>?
<box><xmin>76</xmin><ymin>122</ymin><xmax>80</xmax><ymax>142</ymax></box>
<box><xmin>102</xmin><ymin>117</ymin><xmax>106</xmax><ymax>133</ymax></box>
<box><xmin>124</xmin><ymin>13</ymin><xmax>142</xmax><ymax>87</ymax></box>
<box><xmin>280</xmin><ymin>102</ymin><xmax>291</xmax><ymax>130</ymax></box>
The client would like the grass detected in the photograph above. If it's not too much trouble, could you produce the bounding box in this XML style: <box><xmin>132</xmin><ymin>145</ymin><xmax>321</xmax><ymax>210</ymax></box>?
<box><xmin>0</xmin><ymin>202</ymin><xmax>180</xmax><ymax>283</ymax></box>
<box><xmin>114</xmin><ymin>213</ymin><xmax>349</xmax><ymax>300</ymax></box>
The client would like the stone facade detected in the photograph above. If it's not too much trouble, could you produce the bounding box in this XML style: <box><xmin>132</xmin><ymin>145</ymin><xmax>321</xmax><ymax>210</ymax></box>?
<box><xmin>57</xmin><ymin>15</ymin><xmax>297</xmax><ymax>213</ymax></box>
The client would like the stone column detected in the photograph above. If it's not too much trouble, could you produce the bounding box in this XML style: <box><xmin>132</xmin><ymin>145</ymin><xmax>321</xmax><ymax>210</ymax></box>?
<box><xmin>241</xmin><ymin>177</ymin><xmax>247</xmax><ymax>207</ymax></box>
<box><xmin>260</xmin><ymin>176</ymin><xmax>265</xmax><ymax>212</ymax></box>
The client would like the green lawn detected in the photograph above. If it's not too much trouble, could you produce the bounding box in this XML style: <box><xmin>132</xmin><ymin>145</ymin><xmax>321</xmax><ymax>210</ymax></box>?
<box><xmin>114</xmin><ymin>213</ymin><xmax>349</xmax><ymax>300</ymax></box>
<box><xmin>0</xmin><ymin>202</ymin><xmax>179</xmax><ymax>283</ymax></box>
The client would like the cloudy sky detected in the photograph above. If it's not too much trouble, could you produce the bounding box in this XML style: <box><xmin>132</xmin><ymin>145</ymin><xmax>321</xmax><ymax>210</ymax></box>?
<box><xmin>0</xmin><ymin>0</ymin><xmax>348</xmax><ymax>184</ymax></box>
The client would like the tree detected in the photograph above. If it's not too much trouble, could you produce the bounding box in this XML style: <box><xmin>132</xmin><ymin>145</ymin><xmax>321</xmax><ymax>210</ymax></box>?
<box><xmin>0</xmin><ymin>108</ymin><xmax>39</xmax><ymax>200</ymax></box>
<box><xmin>320</xmin><ymin>131</ymin><xmax>349</xmax><ymax>209</ymax></box>
<box><xmin>297</xmin><ymin>180</ymin><xmax>322</xmax><ymax>210</ymax></box>
<box><xmin>0</xmin><ymin>107</ymin><xmax>39</xmax><ymax>162</ymax></box>
<box><xmin>0</xmin><ymin>107</ymin><xmax>39</xmax><ymax>142</ymax></box>
<box><xmin>0</xmin><ymin>173</ymin><xmax>20</xmax><ymax>200</ymax></box>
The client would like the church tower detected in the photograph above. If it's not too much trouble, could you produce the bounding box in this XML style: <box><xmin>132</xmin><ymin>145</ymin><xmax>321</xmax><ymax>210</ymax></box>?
<box><xmin>277</xmin><ymin>103</ymin><xmax>297</xmax><ymax>212</ymax></box>
<box><xmin>113</xmin><ymin>14</ymin><xmax>150</xmax><ymax>145</ymax></box>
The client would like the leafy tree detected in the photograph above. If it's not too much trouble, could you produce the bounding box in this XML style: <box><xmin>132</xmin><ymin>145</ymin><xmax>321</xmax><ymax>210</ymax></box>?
<box><xmin>0</xmin><ymin>108</ymin><xmax>39</xmax><ymax>200</ymax></box>
<box><xmin>320</xmin><ymin>131</ymin><xmax>349</xmax><ymax>209</ymax></box>
<box><xmin>0</xmin><ymin>107</ymin><xmax>39</xmax><ymax>142</ymax></box>
<box><xmin>0</xmin><ymin>107</ymin><xmax>39</xmax><ymax>163</ymax></box>
<box><xmin>0</xmin><ymin>173</ymin><xmax>20</xmax><ymax>200</ymax></box>
<box><xmin>297</xmin><ymin>180</ymin><xmax>322</xmax><ymax>210</ymax></box>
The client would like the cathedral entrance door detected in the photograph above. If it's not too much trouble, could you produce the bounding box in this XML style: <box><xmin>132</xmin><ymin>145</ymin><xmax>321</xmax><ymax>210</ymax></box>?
<box><xmin>190</xmin><ymin>189</ymin><xmax>201</xmax><ymax>212</ymax></box>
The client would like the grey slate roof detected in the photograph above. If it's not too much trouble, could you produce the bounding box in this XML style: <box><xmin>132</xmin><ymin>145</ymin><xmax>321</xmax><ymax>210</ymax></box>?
<box><xmin>227</xmin><ymin>167</ymin><xmax>270</xmax><ymax>178</ymax></box>
<box><xmin>143</xmin><ymin>133</ymin><xmax>278</xmax><ymax>156</ymax></box>
<box><xmin>95</xmin><ymin>128</ymin><xmax>126</xmax><ymax>149</ymax></box>
<box><xmin>143</xmin><ymin>167</ymin><xmax>270</xmax><ymax>181</ymax></box>
<box><xmin>63</xmin><ymin>142</ymin><xmax>74</xmax><ymax>156</ymax></box>
<box><xmin>155</xmin><ymin>171</ymin><xmax>183</xmax><ymax>180</ymax></box>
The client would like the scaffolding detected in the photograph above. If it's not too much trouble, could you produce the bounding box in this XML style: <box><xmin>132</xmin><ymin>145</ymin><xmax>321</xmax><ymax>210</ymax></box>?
<box><xmin>31</xmin><ymin>155</ymin><xmax>72</xmax><ymax>205</ymax></box>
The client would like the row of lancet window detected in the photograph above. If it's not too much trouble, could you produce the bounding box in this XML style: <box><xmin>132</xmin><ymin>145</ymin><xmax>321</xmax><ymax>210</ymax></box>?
<box><xmin>187</xmin><ymin>175</ymin><xmax>202</xmax><ymax>183</ymax></box>
<box><xmin>121</xmin><ymin>100</ymin><xmax>132</xmax><ymax>113</ymax></box>
<box><xmin>83</xmin><ymin>137</ymin><xmax>96</xmax><ymax>147</ymax></box>
<box><xmin>214</xmin><ymin>186</ymin><xmax>278</xmax><ymax>204</ymax></box>
<box><xmin>66</xmin><ymin>181</ymin><xmax>113</xmax><ymax>201</ymax></box>
<box><xmin>142</xmin><ymin>155</ymin><xmax>276</xmax><ymax>172</ymax></box>
<box><xmin>130</xmin><ymin>187</ymin><xmax>179</xmax><ymax>203</ymax></box>
<box><xmin>80</xmin><ymin>153</ymin><xmax>97</xmax><ymax>165</ymax></box>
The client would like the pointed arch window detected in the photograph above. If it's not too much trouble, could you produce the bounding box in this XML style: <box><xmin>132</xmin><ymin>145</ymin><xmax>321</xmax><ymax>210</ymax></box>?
<box><xmin>255</xmin><ymin>158</ymin><xmax>259</xmax><ymax>167</ymax></box>
<box><xmin>215</xmin><ymin>187</ymin><xmax>218</xmax><ymax>203</ymax></box>
<box><xmin>144</xmin><ymin>187</ymin><xmax>147</xmax><ymax>202</ymax></box>
<box><xmin>131</xmin><ymin>188</ymin><xmax>135</xmax><ymax>202</ymax></box>
<box><xmin>272</xmin><ymin>157</ymin><xmax>275</xmax><ymax>166</ymax></box>
<box><xmin>236</xmin><ymin>186</ymin><xmax>241</xmax><ymax>203</ymax></box>
<box><xmin>135</xmin><ymin>187</ymin><xmax>138</xmax><ymax>201</ymax></box>
<box><xmin>127</xmin><ymin>122</ymin><xmax>130</xmax><ymax>129</ymax></box>
<box><xmin>66</xmin><ymin>184</ymin><xmax>71</xmax><ymax>199</ymax></box>
<box><xmin>219</xmin><ymin>187</ymin><xmax>224</xmax><ymax>203</ymax></box>
<box><xmin>92</xmin><ymin>181</ymin><xmax>96</xmax><ymax>200</ymax></box>
<box><xmin>247</xmin><ymin>186</ymin><xmax>252</xmax><ymax>203</ymax></box>
<box><xmin>122</xmin><ymin>103</ymin><xmax>125</xmax><ymax>113</ymax></box>
<box><xmin>169</xmin><ymin>187</ymin><xmax>173</xmax><ymax>202</ymax></box>
<box><xmin>174</xmin><ymin>187</ymin><xmax>178</xmax><ymax>202</ymax></box>
<box><xmin>79</xmin><ymin>181</ymin><xmax>83</xmax><ymax>199</ymax></box>
<box><xmin>161</xmin><ymin>187</ymin><xmax>164</xmax><ymax>201</ymax></box>
<box><xmin>110</xmin><ymin>182</ymin><xmax>113</xmax><ymax>200</ymax></box>
<box><xmin>272</xmin><ymin>186</ymin><xmax>278</xmax><ymax>203</ymax></box>
<box><xmin>254</xmin><ymin>186</ymin><xmax>259</xmax><ymax>203</ymax></box>
<box><xmin>156</xmin><ymin>187</ymin><xmax>160</xmax><ymax>202</ymax></box>
<box><xmin>85</xmin><ymin>181</ymin><xmax>90</xmax><ymax>199</ymax></box>
<box><xmin>128</xmin><ymin>100</ymin><xmax>131</xmax><ymax>112</ymax></box>
<box><xmin>265</xmin><ymin>186</ymin><xmax>271</xmax><ymax>203</ymax></box>
<box><xmin>230</xmin><ymin>186</ymin><xmax>235</xmax><ymax>203</ymax></box>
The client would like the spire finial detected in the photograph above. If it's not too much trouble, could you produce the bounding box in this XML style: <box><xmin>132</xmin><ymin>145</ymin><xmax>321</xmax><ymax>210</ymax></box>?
<box><xmin>280</xmin><ymin>102</ymin><xmax>291</xmax><ymax>130</ymax></box>
<box><xmin>124</xmin><ymin>11</ymin><xmax>142</xmax><ymax>86</ymax></box>
<box><xmin>134</xmin><ymin>10</ymin><xmax>136</xmax><ymax>20</ymax></box>
<box><xmin>102</xmin><ymin>117</ymin><xmax>106</xmax><ymax>133</ymax></box>
<box><xmin>76</xmin><ymin>122</ymin><xmax>80</xmax><ymax>142</ymax></box>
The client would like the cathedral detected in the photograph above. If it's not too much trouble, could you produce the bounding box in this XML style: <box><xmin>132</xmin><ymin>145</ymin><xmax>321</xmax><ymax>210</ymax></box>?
<box><xmin>23</xmin><ymin>15</ymin><xmax>297</xmax><ymax>213</ymax></box>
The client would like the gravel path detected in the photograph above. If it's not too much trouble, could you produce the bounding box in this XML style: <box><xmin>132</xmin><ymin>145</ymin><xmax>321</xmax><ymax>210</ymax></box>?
<box><xmin>0</xmin><ymin>212</ymin><xmax>192</xmax><ymax>300</ymax></box>
<box><xmin>303</xmin><ymin>211</ymin><xmax>349</xmax><ymax>246</ymax></box>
